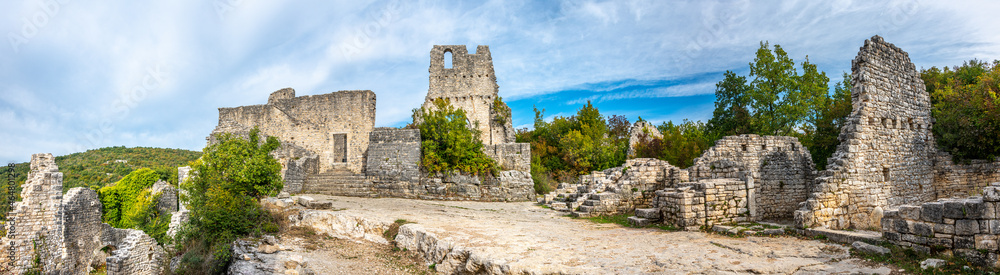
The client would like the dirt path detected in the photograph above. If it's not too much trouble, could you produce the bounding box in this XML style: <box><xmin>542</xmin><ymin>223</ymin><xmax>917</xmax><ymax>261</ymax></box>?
<box><xmin>294</xmin><ymin>195</ymin><xmax>896</xmax><ymax>274</ymax></box>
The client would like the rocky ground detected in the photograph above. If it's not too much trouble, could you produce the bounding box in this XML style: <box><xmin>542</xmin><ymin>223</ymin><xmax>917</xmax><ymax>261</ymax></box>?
<box><xmin>246</xmin><ymin>195</ymin><xmax>901</xmax><ymax>274</ymax></box>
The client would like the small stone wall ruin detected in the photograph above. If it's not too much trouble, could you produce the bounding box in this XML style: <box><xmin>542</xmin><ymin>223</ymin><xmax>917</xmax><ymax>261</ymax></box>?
<box><xmin>655</xmin><ymin>178</ymin><xmax>750</xmax><ymax>230</ymax></box>
<box><xmin>0</xmin><ymin>154</ymin><xmax>165</xmax><ymax>275</ymax></box>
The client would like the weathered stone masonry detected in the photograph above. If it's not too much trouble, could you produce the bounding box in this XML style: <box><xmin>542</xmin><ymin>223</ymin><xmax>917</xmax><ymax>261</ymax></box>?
<box><xmin>211</xmin><ymin>45</ymin><xmax>533</xmax><ymax>202</ymax></box>
<box><xmin>0</xmin><ymin>154</ymin><xmax>165</xmax><ymax>275</ymax></box>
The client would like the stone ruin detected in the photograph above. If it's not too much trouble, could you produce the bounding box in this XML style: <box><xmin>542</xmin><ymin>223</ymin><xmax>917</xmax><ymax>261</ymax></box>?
<box><xmin>626</xmin><ymin>120</ymin><xmax>663</xmax><ymax>158</ymax></box>
<box><xmin>542</xmin><ymin>134</ymin><xmax>814</xmax><ymax>229</ymax></box>
<box><xmin>210</xmin><ymin>45</ymin><xmax>533</xmax><ymax>202</ymax></box>
<box><xmin>542</xmin><ymin>37</ymin><xmax>1000</xmax><ymax>258</ymax></box>
<box><xmin>0</xmin><ymin>154</ymin><xmax>166</xmax><ymax>275</ymax></box>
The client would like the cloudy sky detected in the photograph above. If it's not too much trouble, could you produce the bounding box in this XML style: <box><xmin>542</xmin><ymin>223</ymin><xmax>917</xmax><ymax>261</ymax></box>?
<box><xmin>2</xmin><ymin>0</ymin><xmax>998</xmax><ymax>163</ymax></box>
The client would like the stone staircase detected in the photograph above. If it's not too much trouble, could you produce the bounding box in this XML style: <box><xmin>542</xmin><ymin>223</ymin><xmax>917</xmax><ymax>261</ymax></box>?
<box><xmin>571</xmin><ymin>193</ymin><xmax>623</xmax><ymax>218</ymax></box>
<box><xmin>301</xmin><ymin>168</ymin><xmax>371</xmax><ymax>196</ymax></box>
<box><xmin>627</xmin><ymin>208</ymin><xmax>661</xmax><ymax>227</ymax></box>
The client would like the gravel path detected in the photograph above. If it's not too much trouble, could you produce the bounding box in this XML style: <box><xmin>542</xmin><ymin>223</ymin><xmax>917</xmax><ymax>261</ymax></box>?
<box><xmin>298</xmin><ymin>195</ymin><xmax>896</xmax><ymax>274</ymax></box>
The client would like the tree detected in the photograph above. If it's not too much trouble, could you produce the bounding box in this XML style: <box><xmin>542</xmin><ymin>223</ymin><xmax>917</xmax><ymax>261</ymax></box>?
<box><xmin>177</xmin><ymin>127</ymin><xmax>283</xmax><ymax>273</ymax></box>
<box><xmin>707</xmin><ymin>70</ymin><xmax>754</xmax><ymax>138</ymax></box>
<box><xmin>419</xmin><ymin>98</ymin><xmax>498</xmax><ymax>175</ymax></box>
<box><xmin>804</xmin><ymin>73</ymin><xmax>851</xmax><ymax>169</ymax></box>
<box><xmin>923</xmin><ymin>60</ymin><xmax>1000</xmax><ymax>161</ymax></box>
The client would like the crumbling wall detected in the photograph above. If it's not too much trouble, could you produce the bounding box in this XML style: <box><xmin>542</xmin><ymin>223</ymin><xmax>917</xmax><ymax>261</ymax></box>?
<box><xmin>541</xmin><ymin>158</ymin><xmax>688</xmax><ymax>216</ymax></box>
<box><xmin>0</xmin><ymin>153</ymin><xmax>165</xmax><ymax>275</ymax></box>
<box><xmin>485</xmin><ymin>143</ymin><xmax>530</xmax><ymax>172</ymax></box>
<box><xmin>626</xmin><ymin>121</ymin><xmax>663</xmax><ymax>158</ymax></box>
<box><xmin>796</xmin><ymin>36</ymin><xmax>938</xmax><ymax>230</ymax></box>
<box><xmin>688</xmin><ymin>135</ymin><xmax>815</xmax><ymax>220</ymax></box>
<box><xmin>213</xmin><ymin>88</ymin><xmax>376</xmax><ymax>174</ymax></box>
<box><xmin>933</xmin><ymin>151</ymin><xmax>1000</xmax><ymax>199</ymax></box>
<box><xmin>424</xmin><ymin>45</ymin><xmax>514</xmax><ymax>145</ymax></box>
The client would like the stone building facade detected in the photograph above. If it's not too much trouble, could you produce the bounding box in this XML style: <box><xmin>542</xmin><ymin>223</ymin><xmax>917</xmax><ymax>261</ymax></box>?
<box><xmin>0</xmin><ymin>154</ymin><xmax>165</xmax><ymax>275</ymax></box>
<box><xmin>210</xmin><ymin>45</ymin><xmax>533</xmax><ymax>202</ymax></box>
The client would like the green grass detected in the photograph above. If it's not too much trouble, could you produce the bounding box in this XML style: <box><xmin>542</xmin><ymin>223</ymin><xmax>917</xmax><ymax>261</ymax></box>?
<box><xmin>852</xmin><ymin>242</ymin><xmax>1000</xmax><ymax>274</ymax></box>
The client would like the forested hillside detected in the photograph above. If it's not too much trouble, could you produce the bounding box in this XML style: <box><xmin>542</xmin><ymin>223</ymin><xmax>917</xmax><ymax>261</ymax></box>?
<box><xmin>1</xmin><ymin>146</ymin><xmax>201</xmax><ymax>221</ymax></box>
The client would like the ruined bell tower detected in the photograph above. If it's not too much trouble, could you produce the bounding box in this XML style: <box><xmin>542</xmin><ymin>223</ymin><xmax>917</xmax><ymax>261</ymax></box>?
<box><xmin>423</xmin><ymin>45</ymin><xmax>515</xmax><ymax>145</ymax></box>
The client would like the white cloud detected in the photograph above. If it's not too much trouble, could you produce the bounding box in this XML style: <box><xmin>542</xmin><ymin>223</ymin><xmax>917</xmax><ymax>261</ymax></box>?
<box><xmin>0</xmin><ymin>0</ymin><xmax>997</xmax><ymax>162</ymax></box>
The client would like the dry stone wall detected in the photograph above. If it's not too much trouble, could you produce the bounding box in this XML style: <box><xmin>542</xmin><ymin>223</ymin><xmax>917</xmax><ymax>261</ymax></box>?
<box><xmin>796</xmin><ymin>36</ymin><xmax>938</xmax><ymax>230</ymax></box>
<box><xmin>689</xmin><ymin>135</ymin><xmax>815</xmax><ymax>220</ymax></box>
<box><xmin>365</xmin><ymin>128</ymin><xmax>421</xmax><ymax>182</ymax></box>
<box><xmin>881</xmin><ymin>183</ymin><xmax>1000</xmax><ymax>267</ymax></box>
<box><xmin>656</xmin><ymin>179</ymin><xmax>751</xmax><ymax>230</ymax></box>
<box><xmin>933</xmin><ymin>152</ymin><xmax>1000</xmax><ymax>199</ymax></box>
<box><xmin>0</xmin><ymin>153</ymin><xmax>165</xmax><ymax>275</ymax></box>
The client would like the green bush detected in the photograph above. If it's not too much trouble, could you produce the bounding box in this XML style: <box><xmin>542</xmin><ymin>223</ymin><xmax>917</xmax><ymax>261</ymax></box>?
<box><xmin>176</xmin><ymin>127</ymin><xmax>283</xmax><ymax>274</ymax></box>
<box><xmin>98</xmin><ymin>168</ymin><xmax>171</xmax><ymax>243</ymax></box>
<box><xmin>419</xmin><ymin>98</ymin><xmax>499</xmax><ymax>176</ymax></box>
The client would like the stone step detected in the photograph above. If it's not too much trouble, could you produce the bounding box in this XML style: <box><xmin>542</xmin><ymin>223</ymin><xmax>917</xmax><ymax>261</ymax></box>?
<box><xmin>635</xmin><ymin>208</ymin><xmax>660</xmax><ymax>219</ymax></box>
<box><xmin>583</xmin><ymin>200</ymin><xmax>602</xmax><ymax>206</ymax></box>
<box><xmin>589</xmin><ymin>193</ymin><xmax>620</xmax><ymax>201</ymax></box>
<box><xmin>627</xmin><ymin>216</ymin><xmax>651</xmax><ymax>227</ymax></box>
<box><xmin>577</xmin><ymin>205</ymin><xmax>596</xmax><ymax>213</ymax></box>
<box><xmin>570</xmin><ymin>211</ymin><xmax>593</xmax><ymax>218</ymax></box>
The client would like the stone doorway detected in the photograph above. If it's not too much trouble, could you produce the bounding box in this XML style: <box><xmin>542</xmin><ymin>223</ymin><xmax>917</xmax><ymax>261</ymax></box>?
<box><xmin>331</xmin><ymin>133</ymin><xmax>347</xmax><ymax>163</ymax></box>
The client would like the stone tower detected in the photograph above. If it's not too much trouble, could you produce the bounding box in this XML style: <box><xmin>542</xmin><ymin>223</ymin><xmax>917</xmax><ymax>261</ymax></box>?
<box><xmin>796</xmin><ymin>35</ymin><xmax>937</xmax><ymax>230</ymax></box>
<box><xmin>423</xmin><ymin>45</ymin><xmax>515</xmax><ymax>145</ymax></box>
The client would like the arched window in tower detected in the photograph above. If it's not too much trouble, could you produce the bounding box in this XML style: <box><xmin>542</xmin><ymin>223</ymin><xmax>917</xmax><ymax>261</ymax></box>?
<box><xmin>444</xmin><ymin>50</ymin><xmax>453</xmax><ymax>69</ymax></box>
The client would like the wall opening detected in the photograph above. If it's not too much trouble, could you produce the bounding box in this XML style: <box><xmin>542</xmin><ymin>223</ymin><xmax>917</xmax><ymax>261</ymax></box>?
<box><xmin>444</xmin><ymin>50</ymin><xmax>453</xmax><ymax>69</ymax></box>
<box><xmin>332</xmin><ymin>134</ymin><xmax>347</xmax><ymax>163</ymax></box>
<box><xmin>883</xmin><ymin>167</ymin><xmax>891</xmax><ymax>182</ymax></box>
<box><xmin>741</xmin><ymin>144</ymin><xmax>747</xmax><ymax>152</ymax></box>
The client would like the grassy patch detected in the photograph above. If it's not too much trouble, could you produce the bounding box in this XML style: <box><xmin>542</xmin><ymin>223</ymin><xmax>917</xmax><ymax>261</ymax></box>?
<box><xmin>852</xmin><ymin>242</ymin><xmax>1000</xmax><ymax>274</ymax></box>
<box><xmin>575</xmin><ymin>213</ymin><xmax>680</xmax><ymax>231</ymax></box>
<box><xmin>383</xmin><ymin>219</ymin><xmax>414</xmax><ymax>243</ymax></box>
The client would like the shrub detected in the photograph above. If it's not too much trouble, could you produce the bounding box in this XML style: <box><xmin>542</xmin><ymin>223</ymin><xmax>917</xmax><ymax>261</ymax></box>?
<box><xmin>418</xmin><ymin>98</ymin><xmax>499</xmax><ymax>176</ymax></box>
<box><xmin>98</xmin><ymin>168</ymin><xmax>171</xmax><ymax>243</ymax></box>
<box><xmin>176</xmin><ymin>128</ymin><xmax>283</xmax><ymax>273</ymax></box>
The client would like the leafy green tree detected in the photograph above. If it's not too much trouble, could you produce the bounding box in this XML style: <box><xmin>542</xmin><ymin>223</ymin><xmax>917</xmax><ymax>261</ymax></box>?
<box><xmin>707</xmin><ymin>70</ymin><xmax>754</xmax><ymax>138</ymax></box>
<box><xmin>177</xmin><ymin>128</ymin><xmax>283</xmax><ymax>273</ymax></box>
<box><xmin>803</xmin><ymin>73</ymin><xmax>852</xmax><ymax>169</ymax></box>
<box><xmin>419</xmin><ymin>98</ymin><xmax>499</xmax><ymax>175</ymax></box>
<box><xmin>923</xmin><ymin>60</ymin><xmax>1000</xmax><ymax>161</ymax></box>
<box><xmin>633</xmin><ymin>120</ymin><xmax>712</xmax><ymax>168</ymax></box>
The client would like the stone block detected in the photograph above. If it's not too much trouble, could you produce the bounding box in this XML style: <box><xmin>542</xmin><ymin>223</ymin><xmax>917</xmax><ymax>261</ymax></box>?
<box><xmin>967</xmin><ymin>201</ymin><xmax>986</xmax><ymax>218</ymax></box>
<box><xmin>984</xmin><ymin>187</ymin><xmax>1000</xmax><ymax>202</ymax></box>
<box><xmin>913</xmin><ymin>222</ymin><xmax>933</xmax><ymax>237</ymax></box>
<box><xmin>899</xmin><ymin>205</ymin><xmax>921</xmax><ymax>220</ymax></box>
<box><xmin>852</xmin><ymin>241</ymin><xmax>890</xmax><ymax>255</ymax></box>
<box><xmin>894</xmin><ymin>219</ymin><xmax>910</xmax><ymax>234</ymax></box>
<box><xmin>975</xmin><ymin>234</ymin><xmax>998</xmax><ymax>250</ymax></box>
<box><xmin>943</xmin><ymin>201</ymin><xmax>967</xmax><ymax>219</ymax></box>
<box><xmin>930</xmin><ymin>234</ymin><xmax>953</xmax><ymax>249</ymax></box>
<box><xmin>956</xmin><ymin>235</ymin><xmax>976</xmax><ymax>249</ymax></box>
<box><xmin>957</xmin><ymin>219</ymin><xmax>980</xmax><ymax>236</ymax></box>
<box><xmin>934</xmin><ymin>223</ymin><xmax>955</xmax><ymax>235</ymax></box>
<box><xmin>883</xmin><ymin>232</ymin><xmax>901</xmax><ymax>242</ymax></box>
<box><xmin>902</xmin><ymin>234</ymin><xmax>928</xmax><ymax>245</ymax></box>
<box><xmin>920</xmin><ymin>202</ymin><xmax>943</xmax><ymax>223</ymax></box>
<box><xmin>991</xmin><ymin>220</ymin><xmax>1000</xmax><ymax>234</ymax></box>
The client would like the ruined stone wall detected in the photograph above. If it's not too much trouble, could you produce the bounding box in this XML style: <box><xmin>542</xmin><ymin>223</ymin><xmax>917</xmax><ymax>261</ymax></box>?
<box><xmin>688</xmin><ymin>135</ymin><xmax>814</xmax><ymax>220</ymax></box>
<box><xmin>933</xmin><ymin>152</ymin><xmax>1000</xmax><ymax>199</ymax></box>
<box><xmin>656</xmin><ymin>178</ymin><xmax>750</xmax><ymax>230</ymax></box>
<box><xmin>626</xmin><ymin>121</ymin><xmax>663</xmax><ymax>158</ymax></box>
<box><xmin>881</xmin><ymin>183</ymin><xmax>1000</xmax><ymax>267</ymax></box>
<box><xmin>485</xmin><ymin>143</ymin><xmax>530</xmax><ymax>172</ymax></box>
<box><xmin>365</xmin><ymin>128</ymin><xmax>421</xmax><ymax>182</ymax></box>
<box><xmin>796</xmin><ymin>36</ymin><xmax>937</xmax><ymax>230</ymax></box>
<box><xmin>0</xmin><ymin>154</ymin><xmax>164</xmax><ymax>275</ymax></box>
<box><xmin>423</xmin><ymin>45</ymin><xmax>514</xmax><ymax>145</ymax></box>
<box><xmin>213</xmin><ymin>88</ymin><xmax>376</xmax><ymax>174</ymax></box>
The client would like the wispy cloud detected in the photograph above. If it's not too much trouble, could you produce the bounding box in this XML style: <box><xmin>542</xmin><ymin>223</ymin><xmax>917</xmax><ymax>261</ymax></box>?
<box><xmin>0</xmin><ymin>0</ymin><xmax>998</xmax><ymax>162</ymax></box>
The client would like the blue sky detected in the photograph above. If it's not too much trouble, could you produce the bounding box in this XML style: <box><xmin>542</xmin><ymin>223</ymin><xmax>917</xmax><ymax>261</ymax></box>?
<box><xmin>2</xmin><ymin>0</ymin><xmax>999</xmax><ymax>163</ymax></box>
